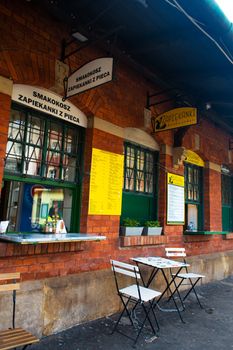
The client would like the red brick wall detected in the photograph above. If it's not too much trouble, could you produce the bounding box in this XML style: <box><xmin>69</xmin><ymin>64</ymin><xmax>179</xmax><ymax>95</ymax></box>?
<box><xmin>0</xmin><ymin>92</ymin><xmax>11</xmax><ymax>192</ymax></box>
<box><xmin>0</xmin><ymin>1</ymin><xmax>233</xmax><ymax>283</ymax></box>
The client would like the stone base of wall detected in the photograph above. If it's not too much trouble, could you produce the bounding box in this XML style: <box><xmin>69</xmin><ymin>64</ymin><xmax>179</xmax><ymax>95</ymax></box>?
<box><xmin>2</xmin><ymin>250</ymin><xmax>233</xmax><ymax>337</ymax></box>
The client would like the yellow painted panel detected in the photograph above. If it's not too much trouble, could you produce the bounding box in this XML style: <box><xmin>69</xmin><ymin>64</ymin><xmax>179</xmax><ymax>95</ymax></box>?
<box><xmin>184</xmin><ymin>149</ymin><xmax>204</xmax><ymax>167</ymax></box>
<box><xmin>167</xmin><ymin>172</ymin><xmax>184</xmax><ymax>187</ymax></box>
<box><xmin>88</xmin><ymin>148</ymin><xmax>124</xmax><ymax>215</ymax></box>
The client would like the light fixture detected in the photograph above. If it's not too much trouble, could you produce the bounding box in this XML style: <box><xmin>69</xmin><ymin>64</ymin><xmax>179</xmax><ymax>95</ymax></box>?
<box><xmin>72</xmin><ymin>31</ymin><xmax>88</xmax><ymax>43</ymax></box>
<box><xmin>214</xmin><ymin>0</ymin><xmax>233</xmax><ymax>23</ymax></box>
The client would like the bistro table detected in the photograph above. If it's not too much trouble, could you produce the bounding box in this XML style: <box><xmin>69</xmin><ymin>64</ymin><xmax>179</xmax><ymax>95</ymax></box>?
<box><xmin>132</xmin><ymin>256</ymin><xmax>190</xmax><ymax>323</ymax></box>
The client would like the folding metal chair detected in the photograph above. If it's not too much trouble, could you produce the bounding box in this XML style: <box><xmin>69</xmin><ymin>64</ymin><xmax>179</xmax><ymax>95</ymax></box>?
<box><xmin>165</xmin><ymin>248</ymin><xmax>205</xmax><ymax>309</ymax></box>
<box><xmin>110</xmin><ymin>259</ymin><xmax>161</xmax><ymax>347</ymax></box>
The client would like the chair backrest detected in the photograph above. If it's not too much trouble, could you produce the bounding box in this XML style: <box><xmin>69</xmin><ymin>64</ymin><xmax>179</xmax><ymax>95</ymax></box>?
<box><xmin>165</xmin><ymin>247</ymin><xmax>186</xmax><ymax>258</ymax></box>
<box><xmin>0</xmin><ymin>272</ymin><xmax>21</xmax><ymax>328</ymax></box>
<box><xmin>110</xmin><ymin>260</ymin><xmax>140</xmax><ymax>279</ymax></box>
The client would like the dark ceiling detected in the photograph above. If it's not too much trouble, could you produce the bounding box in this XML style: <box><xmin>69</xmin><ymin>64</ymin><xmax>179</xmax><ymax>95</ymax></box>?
<box><xmin>38</xmin><ymin>0</ymin><xmax>233</xmax><ymax>131</ymax></box>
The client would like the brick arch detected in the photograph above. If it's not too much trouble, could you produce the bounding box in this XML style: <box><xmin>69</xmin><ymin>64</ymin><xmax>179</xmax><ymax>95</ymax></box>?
<box><xmin>2</xmin><ymin>49</ymin><xmax>56</xmax><ymax>88</ymax></box>
<box><xmin>71</xmin><ymin>86</ymin><xmax>109</xmax><ymax>118</ymax></box>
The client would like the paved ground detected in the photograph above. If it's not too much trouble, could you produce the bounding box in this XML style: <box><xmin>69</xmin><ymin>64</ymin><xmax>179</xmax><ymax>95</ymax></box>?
<box><xmin>31</xmin><ymin>276</ymin><xmax>233</xmax><ymax>349</ymax></box>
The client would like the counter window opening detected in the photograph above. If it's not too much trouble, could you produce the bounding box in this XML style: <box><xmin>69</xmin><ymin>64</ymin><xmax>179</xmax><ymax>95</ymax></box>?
<box><xmin>0</xmin><ymin>105</ymin><xmax>84</xmax><ymax>233</ymax></box>
<box><xmin>221</xmin><ymin>166</ymin><xmax>233</xmax><ymax>232</ymax></box>
<box><xmin>184</xmin><ymin>162</ymin><xmax>203</xmax><ymax>232</ymax></box>
<box><xmin>121</xmin><ymin>142</ymin><xmax>159</xmax><ymax>225</ymax></box>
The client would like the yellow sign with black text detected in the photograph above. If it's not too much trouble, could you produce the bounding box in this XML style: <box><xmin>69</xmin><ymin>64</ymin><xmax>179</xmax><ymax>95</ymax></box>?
<box><xmin>167</xmin><ymin>173</ymin><xmax>184</xmax><ymax>187</ymax></box>
<box><xmin>154</xmin><ymin>107</ymin><xmax>197</xmax><ymax>132</ymax></box>
<box><xmin>88</xmin><ymin>148</ymin><xmax>124</xmax><ymax>215</ymax></box>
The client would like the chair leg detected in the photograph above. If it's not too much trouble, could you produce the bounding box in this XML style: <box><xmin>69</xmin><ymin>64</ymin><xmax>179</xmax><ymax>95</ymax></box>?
<box><xmin>111</xmin><ymin>297</ymin><xmax>134</xmax><ymax>334</ymax></box>
<box><xmin>183</xmin><ymin>278</ymin><xmax>203</xmax><ymax>308</ymax></box>
<box><xmin>167</xmin><ymin>278</ymin><xmax>186</xmax><ymax>310</ymax></box>
<box><xmin>149</xmin><ymin>301</ymin><xmax>160</xmax><ymax>332</ymax></box>
<box><xmin>133</xmin><ymin>302</ymin><xmax>158</xmax><ymax>346</ymax></box>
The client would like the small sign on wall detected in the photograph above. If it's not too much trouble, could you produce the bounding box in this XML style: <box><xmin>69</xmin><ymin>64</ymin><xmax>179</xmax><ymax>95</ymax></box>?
<box><xmin>65</xmin><ymin>57</ymin><xmax>113</xmax><ymax>98</ymax></box>
<box><xmin>153</xmin><ymin>107</ymin><xmax>197</xmax><ymax>132</ymax></box>
<box><xmin>167</xmin><ymin>172</ymin><xmax>185</xmax><ymax>225</ymax></box>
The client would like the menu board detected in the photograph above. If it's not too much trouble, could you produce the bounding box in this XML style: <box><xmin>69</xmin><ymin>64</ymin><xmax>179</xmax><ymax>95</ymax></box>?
<box><xmin>88</xmin><ymin>148</ymin><xmax>124</xmax><ymax>215</ymax></box>
<box><xmin>167</xmin><ymin>172</ymin><xmax>185</xmax><ymax>225</ymax></box>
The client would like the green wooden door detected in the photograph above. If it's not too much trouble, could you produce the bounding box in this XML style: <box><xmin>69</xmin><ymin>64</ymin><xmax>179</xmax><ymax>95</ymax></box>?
<box><xmin>121</xmin><ymin>142</ymin><xmax>158</xmax><ymax>225</ymax></box>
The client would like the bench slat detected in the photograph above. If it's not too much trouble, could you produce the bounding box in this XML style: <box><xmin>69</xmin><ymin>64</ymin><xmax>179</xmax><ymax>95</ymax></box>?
<box><xmin>0</xmin><ymin>273</ymin><xmax>20</xmax><ymax>281</ymax></box>
<box><xmin>0</xmin><ymin>284</ymin><xmax>20</xmax><ymax>292</ymax></box>
<box><xmin>0</xmin><ymin>328</ymin><xmax>39</xmax><ymax>350</ymax></box>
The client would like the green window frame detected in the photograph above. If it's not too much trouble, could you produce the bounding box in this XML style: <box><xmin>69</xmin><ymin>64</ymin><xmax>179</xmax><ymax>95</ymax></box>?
<box><xmin>0</xmin><ymin>104</ymin><xmax>85</xmax><ymax>233</ymax></box>
<box><xmin>124</xmin><ymin>142</ymin><xmax>156</xmax><ymax>194</ymax></box>
<box><xmin>184</xmin><ymin>163</ymin><xmax>203</xmax><ymax>231</ymax></box>
<box><xmin>221</xmin><ymin>173</ymin><xmax>233</xmax><ymax>231</ymax></box>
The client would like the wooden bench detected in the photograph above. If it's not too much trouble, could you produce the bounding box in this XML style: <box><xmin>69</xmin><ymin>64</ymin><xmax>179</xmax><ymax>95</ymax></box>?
<box><xmin>0</xmin><ymin>273</ymin><xmax>39</xmax><ymax>350</ymax></box>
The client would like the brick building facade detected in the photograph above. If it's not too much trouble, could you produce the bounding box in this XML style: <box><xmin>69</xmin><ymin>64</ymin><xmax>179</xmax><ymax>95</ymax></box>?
<box><xmin>0</xmin><ymin>0</ymin><xmax>232</xmax><ymax>337</ymax></box>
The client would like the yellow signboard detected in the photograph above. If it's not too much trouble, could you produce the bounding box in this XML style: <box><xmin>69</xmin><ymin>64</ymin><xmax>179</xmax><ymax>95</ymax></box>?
<box><xmin>153</xmin><ymin>107</ymin><xmax>197</xmax><ymax>132</ymax></box>
<box><xmin>167</xmin><ymin>172</ymin><xmax>184</xmax><ymax>187</ymax></box>
<box><xmin>184</xmin><ymin>150</ymin><xmax>204</xmax><ymax>167</ymax></box>
<box><xmin>88</xmin><ymin>148</ymin><xmax>124</xmax><ymax>215</ymax></box>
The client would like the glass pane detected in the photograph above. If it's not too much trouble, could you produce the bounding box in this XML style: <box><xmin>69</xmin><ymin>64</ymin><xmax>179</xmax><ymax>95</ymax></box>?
<box><xmin>62</xmin><ymin>156</ymin><xmax>77</xmax><ymax>182</ymax></box>
<box><xmin>125</xmin><ymin>168</ymin><xmax>134</xmax><ymax>190</ymax></box>
<box><xmin>187</xmin><ymin>204</ymin><xmax>198</xmax><ymax>231</ymax></box>
<box><xmin>8</xmin><ymin>109</ymin><xmax>25</xmax><ymax>141</ymax></box>
<box><xmin>48</xmin><ymin>122</ymin><xmax>63</xmax><ymax>151</ymax></box>
<box><xmin>126</xmin><ymin>146</ymin><xmax>135</xmax><ymax>168</ymax></box>
<box><xmin>136</xmin><ymin>170</ymin><xmax>144</xmax><ymax>192</ymax></box>
<box><xmin>64</xmin><ymin>127</ymin><xmax>78</xmax><ymax>154</ymax></box>
<box><xmin>136</xmin><ymin>150</ymin><xmax>144</xmax><ymax>171</ymax></box>
<box><xmin>5</xmin><ymin>110</ymin><xmax>25</xmax><ymax>173</ymax></box>
<box><xmin>188</xmin><ymin>167</ymin><xmax>192</xmax><ymax>182</ymax></box>
<box><xmin>23</xmin><ymin>146</ymin><xmax>43</xmax><ymax>176</ymax></box>
<box><xmin>26</xmin><ymin>115</ymin><xmax>44</xmax><ymax>147</ymax></box>
<box><xmin>145</xmin><ymin>172</ymin><xmax>153</xmax><ymax>193</ymax></box>
<box><xmin>0</xmin><ymin>181</ymin><xmax>73</xmax><ymax>233</ymax></box>
<box><xmin>188</xmin><ymin>184</ymin><xmax>193</xmax><ymax>200</ymax></box>
<box><xmin>46</xmin><ymin>151</ymin><xmax>61</xmax><ymax>179</ymax></box>
<box><xmin>5</xmin><ymin>141</ymin><xmax>23</xmax><ymax>173</ymax></box>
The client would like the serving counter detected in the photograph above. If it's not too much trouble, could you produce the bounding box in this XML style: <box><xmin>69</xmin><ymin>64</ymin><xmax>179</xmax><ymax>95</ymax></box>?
<box><xmin>0</xmin><ymin>233</ymin><xmax>106</xmax><ymax>244</ymax></box>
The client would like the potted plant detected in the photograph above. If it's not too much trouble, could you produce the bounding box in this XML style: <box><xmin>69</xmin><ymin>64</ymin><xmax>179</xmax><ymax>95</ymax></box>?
<box><xmin>120</xmin><ymin>218</ymin><xmax>144</xmax><ymax>236</ymax></box>
<box><xmin>142</xmin><ymin>220</ymin><xmax>163</xmax><ymax>236</ymax></box>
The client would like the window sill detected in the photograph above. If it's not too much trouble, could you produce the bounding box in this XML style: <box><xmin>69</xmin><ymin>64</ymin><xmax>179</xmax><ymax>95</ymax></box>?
<box><xmin>0</xmin><ymin>233</ymin><xmax>106</xmax><ymax>257</ymax></box>
<box><xmin>222</xmin><ymin>233</ymin><xmax>233</xmax><ymax>240</ymax></box>
<box><xmin>184</xmin><ymin>231</ymin><xmax>226</xmax><ymax>235</ymax></box>
<box><xmin>0</xmin><ymin>233</ymin><xmax>106</xmax><ymax>245</ymax></box>
<box><xmin>120</xmin><ymin>235</ymin><xmax>168</xmax><ymax>247</ymax></box>
<box><xmin>183</xmin><ymin>231</ymin><xmax>226</xmax><ymax>243</ymax></box>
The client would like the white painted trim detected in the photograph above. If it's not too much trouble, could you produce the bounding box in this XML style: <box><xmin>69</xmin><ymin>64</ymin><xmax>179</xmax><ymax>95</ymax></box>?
<box><xmin>12</xmin><ymin>84</ymin><xmax>87</xmax><ymax>128</ymax></box>
<box><xmin>205</xmin><ymin>161</ymin><xmax>221</xmax><ymax>173</ymax></box>
<box><xmin>124</xmin><ymin>127</ymin><xmax>159</xmax><ymax>150</ymax></box>
<box><xmin>93</xmin><ymin>117</ymin><xmax>124</xmax><ymax>138</ymax></box>
<box><xmin>93</xmin><ymin>118</ymin><xmax>159</xmax><ymax>150</ymax></box>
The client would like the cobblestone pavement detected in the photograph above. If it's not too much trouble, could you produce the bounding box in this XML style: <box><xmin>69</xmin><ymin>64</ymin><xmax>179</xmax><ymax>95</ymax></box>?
<box><xmin>31</xmin><ymin>276</ymin><xmax>233</xmax><ymax>350</ymax></box>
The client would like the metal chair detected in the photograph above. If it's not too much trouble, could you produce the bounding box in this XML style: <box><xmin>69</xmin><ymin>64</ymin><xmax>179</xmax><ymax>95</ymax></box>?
<box><xmin>110</xmin><ymin>259</ymin><xmax>161</xmax><ymax>347</ymax></box>
<box><xmin>0</xmin><ymin>273</ymin><xmax>39</xmax><ymax>350</ymax></box>
<box><xmin>165</xmin><ymin>247</ymin><xmax>205</xmax><ymax>308</ymax></box>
